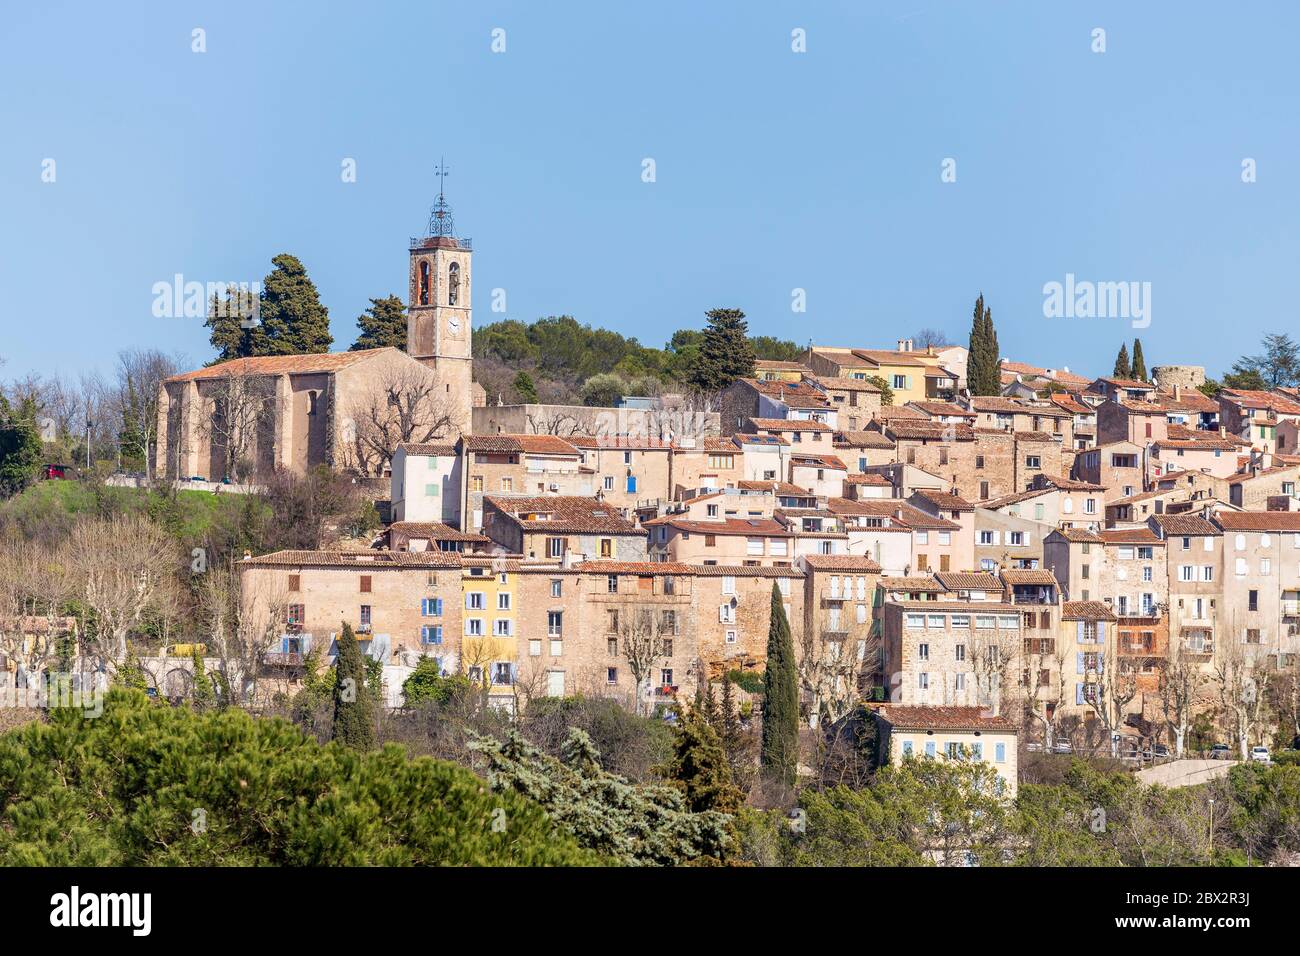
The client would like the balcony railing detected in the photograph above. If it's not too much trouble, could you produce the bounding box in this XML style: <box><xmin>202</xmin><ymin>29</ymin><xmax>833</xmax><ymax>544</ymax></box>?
<box><xmin>409</xmin><ymin>236</ymin><xmax>472</xmax><ymax>251</ymax></box>
<box><xmin>1282</xmin><ymin>600</ymin><xmax>1300</xmax><ymax>617</ymax></box>
<box><xmin>264</xmin><ymin>651</ymin><xmax>305</xmax><ymax>667</ymax></box>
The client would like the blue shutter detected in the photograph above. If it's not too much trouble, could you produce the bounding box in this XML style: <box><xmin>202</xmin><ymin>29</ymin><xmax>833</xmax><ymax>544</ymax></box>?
<box><xmin>995</xmin><ymin>743</ymin><xmax>1005</xmax><ymax>763</ymax></box>
<box><xmin>925</xmin><ymin>741</ymin><xmax>936</xmax><ymax>757</ymax></box>
<box><xmin>1076</xmin><ymin>652</ymin><xmax>1085</xmax><ymax>675</ymax></box>
<box><xmin>1076</xmin><ymin>683</ymin><xmax>1084</xmax><ymax>705</ymax></box>
<box><xmin>1076</xmin><ymin>621</ymin><xmax>1085</xmax><ymax>643</ymax></box>
<box><xmin>1097</xmin><ymin>621</ymin><xmax>1106</xmax><ymax>641</ymax></box>
<box><xmin>434</xmin><ymin>597</ymin><xmax>443</xmax><ymax>616</ymax></box>
<box><xmin>1097</xmin><ymin>652</ymin><xmax>1105</xmax><ymax>675</ymax></box>
<box><xmin>626</xmin><ymin>476</ymin><xmax>637</xmax><ymax>493</ymax></box>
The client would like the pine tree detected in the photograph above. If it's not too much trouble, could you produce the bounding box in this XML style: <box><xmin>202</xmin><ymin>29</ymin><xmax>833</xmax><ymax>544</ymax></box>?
<box><xmin>664</xmin><ymin>710</ymin><xmax>743</xmax><ymax>816</ymax></box>
<box><xmin>1131</xmin><ymin>338</ymin><xmax>1147</xmax><ymax>381</ymax></box>
<box><xmin>760</xmin><ymin>582</ymin><xmax>799</xmax><ymax>787</ymax></box>
<box><xmin>686</xmin><ymin>308</ymin><xmax>757</xmax><ymax>393</ymax></box>
<box><xmin>258</xmin><ymin>254</ymin><xmax>333</xmax><ymax>355</ymax></box>
<box><xmin>513</xmin><ymin>371</ymin><xmax>539</xmax><ymax>403</ymax></box>
<box><xmin>1113</xmin><ymin>343</ymin><xmax>1132</xmax><ymax>379</ymax></box>
<box><xmin>331</xmin><ymin>622</ymin><xmax>375</xmax><ymax>750</ymax></box>
<box><xmin>350</xmin><ymin>295</ymin><xmax>407</xmax><ymax>351</ymax></box>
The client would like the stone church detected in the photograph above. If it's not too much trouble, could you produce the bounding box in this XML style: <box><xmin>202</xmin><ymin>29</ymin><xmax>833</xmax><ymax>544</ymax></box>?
<box><xmin>157</xmin><ymin>193</ymin><xmax>483</xmax><ymax>481</ymax></box>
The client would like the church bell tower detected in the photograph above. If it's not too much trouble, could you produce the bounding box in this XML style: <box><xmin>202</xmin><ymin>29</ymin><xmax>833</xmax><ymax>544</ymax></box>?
<box><xmin>408</xmin><ymin>159</ymin><xmax>473</xmax><ymax>433</ymax></box>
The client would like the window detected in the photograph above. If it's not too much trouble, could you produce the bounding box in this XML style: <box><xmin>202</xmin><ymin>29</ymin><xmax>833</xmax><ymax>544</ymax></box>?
<box><xmin>1249</xmin><ymin>590</ymin><xmax>1259</xmax><ymax>612</ymax></box>
<box><xmin>918</xmin><ymin>673</ymin><xmax>929</xmax><ymax>689</ymax></box>
<box><xmin>660</xmin><ymin>669</ymin><xmax>674</xmax><ymax>687</ymax></box>
<box><xmin>906</xmin><ymin>613</ymin><xmax>926</xmax><ymax>628</ymax></box>
<box><xmin>951</xmin><ymin>615</ymin><xmax>970</xmax><ymax>629</ymax></box>
<box><xmin>955</xmin><ymin>643</ymin><xmax>966</xmax><ymax>661</ymax></box>
<box><xmin>975</xmin><ymin>455</ymin><xmax>985</xmax><ymax>469</ymax></box>
<box><xmin>902</xmin><ymin>741</ymin><xmax>914</xmax><ymax>756</ymax></box>
<box><xmin>979</xmin><ymin>530</ymin><xmax>995</xmax><ymax>545</ymax></box>
<box><xmin>465</xmin><ymin>618</ymin><xmax>484</xmax><ymax>636</ymax></box>
<box><xmin>719</xmin><ymin>604</ymin><xmax>736</xmax><ymax>624</ymax></box>
<box><xmin>927</xmin><ymin>614</ymin><xmax>945</xmax><ymax>628</ymax></box>
<box><xmin>1009</xmin><ymin>531</ymin><xmax>1025</xmax><ymax>546</ymax></box>
<box><xmin>892</xmin><ymin>374</ymin><xmax>906</xmax><ymax>390</ymax></box>
<box><xmin>447</xmin><ymin>262</ymin><xmax>460</xmax><ymax>305</ymax></box>
<box><xmin>466</xmin><ymin>591</ymin><xmax>485</xmax><ymax>610</ymax></box>
<box><xmin>529</xmin><ymin>639</ymin><xmax>542</xmax><ymax>657</ymax></box>
<box><xmin>421</xmin><ymin>625</ymin><xmax>442</xmax><ymax>645</ymax></box>
<box><xmin>359</xmin><ymin>575</ymin><xmax>372</xmax><ymax>593</ymax></box>
<box><xmin>607</xmin><ymin>574</ymin><xmax>619</xmax><ymax>593</ymax></box>
<box><xmin>493</xmin><ymin>619</ymin><xmax>513</xmax><ymax>637</ymax></box>
<box><xmin>550</xmin><ymin>579</ymin><xmax>562</xmax><ymax>598</ymax></box>
<box><xmin>722</xmin><ymin>575</ymin><xmax>736</xmax><ymax>594</ymax></box>
<box><xmin>925</xmin><ymin>741</ymin><xmax>936</xmax><ymax>757</ymax></box>
<box><xmin>1262</xmin><ymin>558</ymin><xmax>1272</xmax><ymax>575</ymax></box>
<box><xmin>995</xmin><ymin>743</ymin><xmax>1006</xmax><ymax>763</ymax></box>
<box><xmin>916</xmin><ymin>531</ymin><xmax>929</xmax><ymax>545</ymax></box>
<box><xmin>603</xmin><ymin>476</ymin><xmax>614</xmax><ymax>491</ymax></box>
<box><xmin>1026</xmin><ymin>455</ymin><xmax>1041</xmax><ymax>469</ymax></box>
<box><xmin>954</xmin><ymin>673</ymin><xmax>966</xmax><ymax>691</ymax></box>
<box><xmin>918</xmin><ymin>643</ymin><xmax>930</xmax><ymax>661</ymax></box>
<box><xmin>607</xmin><ymin>668</ymin><xmax>618</xmax><ymax>684</ymax></box>
<box><xmin>420</xmin><ymin>597</ymin><xmax>443</xmax><ymax>616</ymax></box>
<box><xmin>547</xmin><ymin>611</ymin><xmax>563</xmax><ymax>636</ymax></box>
<box><xmin>1200</xmin><ymin>566</ymin><xmax>1214</xmax><ymax>582</ymax></box>
<box><xmin>497</xmin><ymin>591</ymin><xmax>511</xmax><ymax>610</ymax></box>
<box><xmin>725</xmin><ymin>629</ymin><xmax>737</xmax><ymax>644</ymax></box>
<box><xmin>547</xmin><ymin>537</ymin><xmax>564</xmax><ymax>558</ymax></box>
<box><xmin>1179</xmin><ymin>565</ymin><xmax>1193</xmax><ymax>582</ymax></box>
<box><xmin>288</xmin><ymin>574</ymin><xmax>301</xmax><ymax>591</ymax></box>
<box><xmin>286</xmin><ymin>604</ymin><xmax>304</xmax><ymax>626</ymax></box>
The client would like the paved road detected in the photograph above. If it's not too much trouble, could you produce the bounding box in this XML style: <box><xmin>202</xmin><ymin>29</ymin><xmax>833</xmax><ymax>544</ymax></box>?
<box><xmin>1136</xmin><ymin>758</ymin><xmax>1241</xmax><ymax>788</ymax></box>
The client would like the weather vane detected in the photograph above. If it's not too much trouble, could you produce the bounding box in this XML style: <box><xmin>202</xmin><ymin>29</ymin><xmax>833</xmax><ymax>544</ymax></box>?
<box><xmin>428</xmin><ymin>156</ymin><xmax>455</xmax><ymax>237</ymax></box>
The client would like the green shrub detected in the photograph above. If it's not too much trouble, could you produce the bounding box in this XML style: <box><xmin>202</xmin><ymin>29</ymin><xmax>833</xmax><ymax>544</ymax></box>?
<box><xmin>0</xmin><ymin>690</ymin><xmax>599</xmax><ymax>866</ymax></box>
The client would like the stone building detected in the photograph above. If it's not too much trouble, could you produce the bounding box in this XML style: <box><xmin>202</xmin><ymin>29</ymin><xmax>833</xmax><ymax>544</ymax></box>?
<box><xmin>156</xmin><ymin>347</ymin><xmax>443</xmax><ymax>481</ymax></box>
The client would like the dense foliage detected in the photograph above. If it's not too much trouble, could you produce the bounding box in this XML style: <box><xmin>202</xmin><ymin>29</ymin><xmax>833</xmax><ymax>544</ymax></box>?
<box><xmin>0</xmin><ymin>691</ymin><xmax>598</xmax><ymax>865</ymax></box>
<box><xmin>470</xmin><ymin>728</ymin><xmax>732</xmax><ymax>866</ymax></box>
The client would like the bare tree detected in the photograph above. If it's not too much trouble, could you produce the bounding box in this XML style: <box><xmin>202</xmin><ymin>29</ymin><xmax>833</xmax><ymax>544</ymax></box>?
<box><xmin>1021</xmin><ymin>630</ymin><xmax>1069</xmax><ymax>750</ymax></box>
<box><xmin>197</xmin><ymin>556</ymin><xmax>288</xmax><ymax>707</ymax></box>
<box><xmin>912</xmin><ymin>328</ymin><xmax>953</xmax><ymax>349</ymax></box>
<box><xmin>201</xmin><ymin>371</ymin><xmax>276</xmax><ymax>482</ymax></box>
<box><xmin>112</xmin><ymin>348</ymin><xmax>181</xmax><ymax>479</ymax></box>
<box><xmin>0</xmin><ymin>538</ymin><xmax>73</xmax><ymax>688</ymax></box>
<box><xmin>524</xmin><ymin>408</ymin><xmax>601</xmax><ymax>437</ymax></box>
<box><xmin>798</xmin><ymin>617</ymin><xmax>877</xmax><ymax>729</ymax></box>
<box><xmin>1215</xmin><ymin>635</ymin><xmax>1270</xmax><ymax>760</ymax></box>
<box><xmin>1158</xmin><ymin>638</ymin><xmax>1211</xmax><ymax>757</ymax></box>
<box><xmin>617</xmin><ymin>606</ymin><xmax>668</xmax><ymax>717</ymax></box>
<box><xmin>1085</xmin><ymin>651</ymin><xmax>1138</xmax><ymax>757</ymax></box>
<box><xmin>346</xmin><ymin>365</ymin><xmax>456</xmax><ymax>476</ymax></box>
<box><xmin>65</xmin><ymin>514</ymin><xmax>182</xmax><ymax>673</ymax></box>
<box><xmin>969</xmin><ymin>622</ymin><xmax>1021</xmax><ymax>717</ymax></box>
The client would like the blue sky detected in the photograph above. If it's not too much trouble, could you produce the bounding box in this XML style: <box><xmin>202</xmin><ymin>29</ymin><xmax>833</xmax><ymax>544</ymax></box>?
<box><xmin>3</xmin><ymin>1</ymin><xmax>1298</xmax><ymax>382</ymax></box>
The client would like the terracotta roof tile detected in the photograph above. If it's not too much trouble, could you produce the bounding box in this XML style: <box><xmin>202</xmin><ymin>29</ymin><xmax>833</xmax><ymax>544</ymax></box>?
<box><xmin>167</xmin><ymin>349</ymin><xmax>390</xmax><ymax>382</ymax></box>
<box><xmin>876</xmin><ymin>705</ymin><xmax>1017</xmax><ymax>732</ymax></box>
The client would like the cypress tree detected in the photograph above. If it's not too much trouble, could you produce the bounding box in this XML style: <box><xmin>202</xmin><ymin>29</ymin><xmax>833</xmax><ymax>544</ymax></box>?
<box><xmin>966</xmin><ymin>294</ymin><xmax>1000</xmax><ymax>395</ymax></box>
<box><xmin>664</xmin><ymin>710</ymin><xmax>743</xmax><ymax>816</ymax></box>
<box><xmin>760</xmin><ymin>582</ymin><xmax>799</xmax><ymax>787</ymax></box>
<box><xmin>966</xmin><ymin>295</ymin><xmax>986</xmax><ymax>394</ymax></box>
<box><xmin>331</xmin><ymin>622</ymin><xmax>375</xmax><ymax>750</ymax></box>
<box><xmin>205</xmin><ymin>283</ymin><xmax>266</xmax><ymax>362</ymax></box>
<box><xmin>686</xmin><ymin>308</ymin><xmax>757</xmax><ymax>393</ymax></box>
<box><xmin>702</xmin><ymin>680</ymin><xmax>720</xmax><ymax>727</ymax></box>
<box><xmin>350</xmin><ymin>295</ymin><xmax>407</xmax><ymax>351</ymax></box>
<box><xmin>1131</xmin><ymin>338</ymin><xmax>1147</xmax><ymax>381</ymax></box>
<box><xmin>1113</xmin><ymin>343</ymin><xmax>1132</xmax><ymax>379</ymax></box>
<box><xmin>258</xmin><ymin>253</ymin><xmax>333</xmax><ymax>355</ymax></box>
<box><xmin>191</xmin><ymin>647</ymin><xmax>213</xmax><ymax>712</ymax></box>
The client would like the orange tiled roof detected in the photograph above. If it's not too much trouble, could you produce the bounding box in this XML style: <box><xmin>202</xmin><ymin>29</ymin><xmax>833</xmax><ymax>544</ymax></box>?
<box><xmin>167</xmin><ymin>348</ymin><xmax>390</xmax><ymax>382</ymax></box>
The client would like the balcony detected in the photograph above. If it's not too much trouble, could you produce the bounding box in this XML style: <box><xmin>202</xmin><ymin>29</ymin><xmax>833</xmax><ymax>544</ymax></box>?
<box><xmin>1282</xmin><ymin>600</ymin><xmax>1300</xmax><ymax>617</ymax></box>
<box><xmin>264</xmin><ymin>651</ymin><xmax>305</xmax><ymax>667</ymax></box>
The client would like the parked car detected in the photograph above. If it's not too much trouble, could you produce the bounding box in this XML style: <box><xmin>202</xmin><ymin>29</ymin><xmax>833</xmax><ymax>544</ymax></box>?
<box><xmin>1249</xmin><ymin>746</ymin><xmax>1270</xmax><ymax>764</ymax></box>
<box><xmin>1209</xmin><ymin>744</ymin><xmax>1232</xmax><ymax>760</ymax></box>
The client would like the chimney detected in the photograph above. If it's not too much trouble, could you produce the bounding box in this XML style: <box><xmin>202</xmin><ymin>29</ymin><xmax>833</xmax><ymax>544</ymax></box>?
<box><xmin>906</xmin><ymin>339</ymin><xmax>914</xmax><ymax>352</ymax></box>
<box><xmin>897</xmin><ymin>338</ymin><xmax>907</xmax><ymax>353</ymax></box>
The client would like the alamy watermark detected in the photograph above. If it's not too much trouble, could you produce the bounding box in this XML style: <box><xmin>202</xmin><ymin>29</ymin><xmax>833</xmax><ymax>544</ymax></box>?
<box><xmin>1042</xmin><ymin>273</ymin><xmax>1151</xmax><ymax>329</ymax></box>
<box><xmin>152</xmin><ymin>274</ymin><xmax>261</xmax><ymax>327</ymax></box>
<box><xmin>1</xmin><ymin>672</ymin><xmax>105</xmax><ymax>717</ymax></box>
